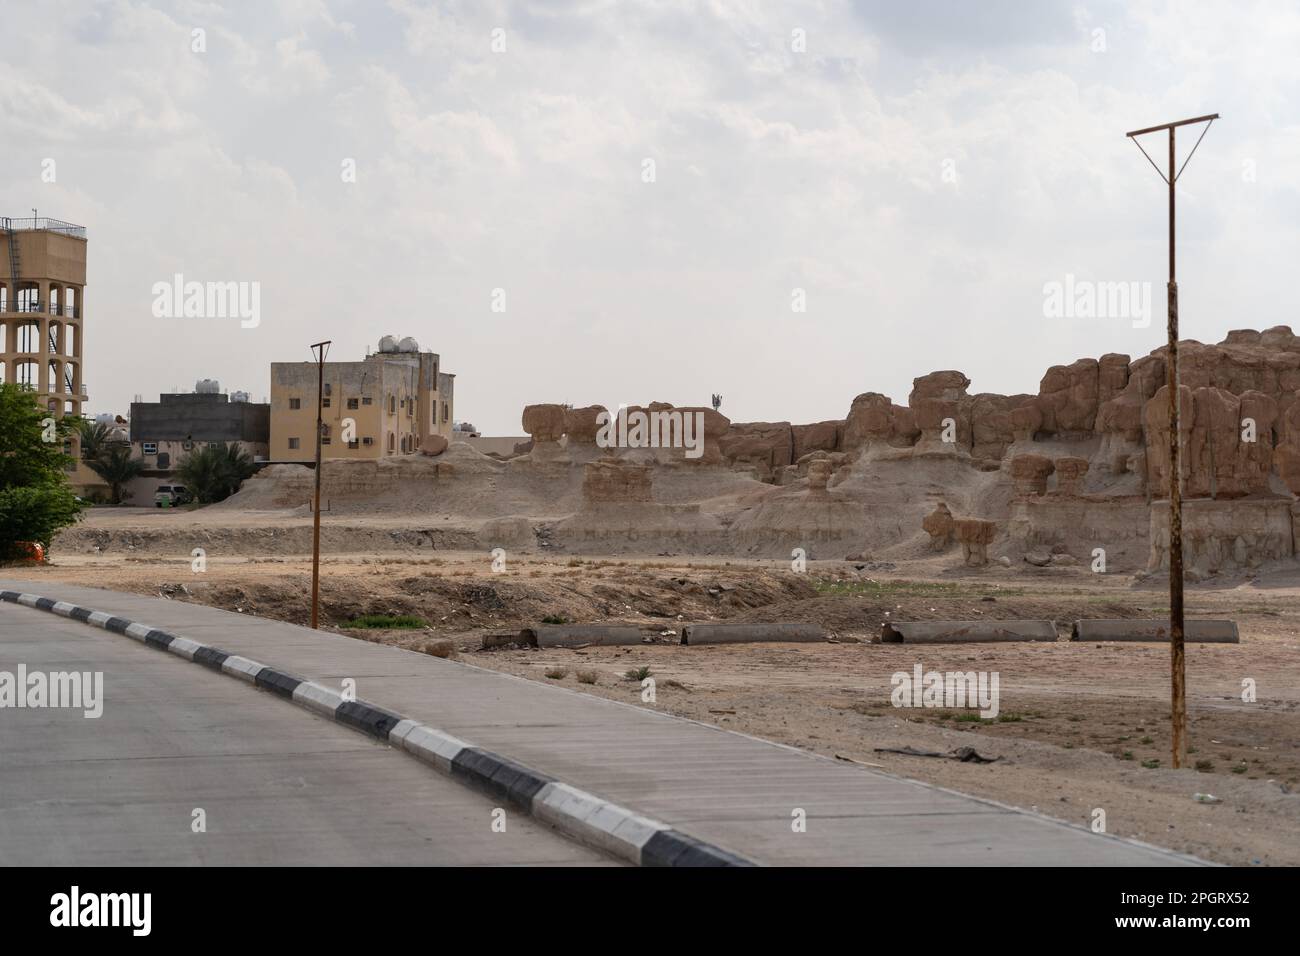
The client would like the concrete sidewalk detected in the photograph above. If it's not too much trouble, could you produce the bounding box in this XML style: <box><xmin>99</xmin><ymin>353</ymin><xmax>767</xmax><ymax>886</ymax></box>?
<box><xmin>0</xmin><ymin>578</ymin><xmax>1206</xmax><ymax>866</ymax></box>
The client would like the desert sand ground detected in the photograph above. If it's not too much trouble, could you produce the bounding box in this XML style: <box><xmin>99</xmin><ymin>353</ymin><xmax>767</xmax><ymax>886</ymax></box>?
<box><xmin>8</xmin><ymin>506</ymin><xmax>1299</xmax><ymax>866</ymax></box>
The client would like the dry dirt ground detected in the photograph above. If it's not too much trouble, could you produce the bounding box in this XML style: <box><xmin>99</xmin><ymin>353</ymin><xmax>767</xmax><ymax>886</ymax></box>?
<box><xmin>9</xmin><ymin>509</ymin><xmax>1300</xmax><ymax>866</ymax></box>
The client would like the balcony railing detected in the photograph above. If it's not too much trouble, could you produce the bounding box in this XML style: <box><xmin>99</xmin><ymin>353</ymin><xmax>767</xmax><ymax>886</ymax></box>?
<box><xmin>1</xmin><ymin>217</ymin><xmax>86</xmax><ymax>239</ymax></box>
<box><xmin>0</xmin><ymin>302</ymin><xmax>80</xmax><ymax>317</ymax></box>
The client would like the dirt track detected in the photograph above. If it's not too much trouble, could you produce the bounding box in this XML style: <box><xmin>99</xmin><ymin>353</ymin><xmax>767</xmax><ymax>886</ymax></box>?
<box><xmin>10</xmin><ymin>511</ymin><xmax>1300</xmax><ymax>866</ymax></box>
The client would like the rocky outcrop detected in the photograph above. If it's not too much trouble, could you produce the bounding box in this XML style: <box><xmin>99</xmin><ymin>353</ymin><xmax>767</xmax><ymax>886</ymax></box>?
<box><xmin>420</xmin><ymin>434</ymin><xmax>449</xmax><ymax>456</ymax></box>
<box><xmin>954</xmin><ymin>517</ymin><xmax>996</xmax><ymax>567</ymax></box>
<box><xmin>806</xmin><ymin>458</ymin><xmax>833</xmax><ymax>493</ymax></box>
<box><xmin>921</xmin><ymin>502</ymin><xmax>955</xmax><ymax>550</ymax></box>
<box><xmin>1037</xmin><ymin>359</ymin><xmax>1100</xmax><ymax>435</ymax></box>
<box><xmin>583</xmin><ymin>459</ymin><xmax>652</xmax><ymax>503</ymax></box>
<box><xmin>1144</xmin><ymin>385</ymin><xmax>1275</xmax><ymax>499</ymax></box>
<box><xmin>910</xmin><ymin>370</ymin><xmax>971</xmax><ymax>449</ymax></box>
<box><xmin>1053</xmin><ymin>457</ymin><xmax>1089</xmax><ymax>496</ymax></box>
<box><xmin>792</xmin><ymin>420</ymin><xmax>841</xmax><ymax>460</ymax></box>
<box><xmin>563</xmin><ymin>405</ymin><xmax>608</xmax><ymax>445</ymax></box>
<box><xmin>1009</xmin><ymin>454</ymin><xmax>1055</xmax><ymax>497</ymax></box>
<box><xmin>522</xmin><ymin>404</ymin><xmax>567</xmax><ymax>444</ymax></box>
<box><xmin>718</xmin><ymin>421</ymin><xmax>793</xmax><ymax>481</ymax></box>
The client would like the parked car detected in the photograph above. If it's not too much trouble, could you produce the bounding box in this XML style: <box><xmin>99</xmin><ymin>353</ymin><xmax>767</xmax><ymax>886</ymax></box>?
<box><xmin>154</xmin><ymin>484</ymin><xmax>193</xmax><ymax>507</ymax></box>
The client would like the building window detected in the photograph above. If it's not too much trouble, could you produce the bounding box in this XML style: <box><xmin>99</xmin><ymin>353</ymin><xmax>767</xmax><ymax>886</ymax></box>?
<box><xmin>362</xmin><ymin>437</ymin><xmax>374</xmax><ymax>446</ymax></box>
<box><xmin>323</xmin><ymin>383</ymin><xmax>332</xmax><ymax>396</ymax></box>
<box><xmin>362</xmin><ymin>396</ymin><xmax>372</xmax><ymax>406</ymax></box>
<box><xmin>388</xmin><ymin>433</ymin><xmax>394</xmax><ymax>452</ymax></box>
<box><xmin>288</xmin><ymin>438</ymin><xmax>300</xmax><ymax>450</ymax></box>
<box><xmin>208</xmin><ymin>442</ymin><xmax>221</xmax><ymax>449</ymax></box>
<box><xmin>143</xmin><ymin>442</ymin><xmax>158</xmax><ymax>455</ymax></box>
<box><xmin>347</xmin><ymin>439</ymin><xmax>359</xmax><ymax>449</ymax></box>
<box><xmin>442</xmin><ymin>402</ymin><xmax>449</xmax><ymax>422</ymax></box>
<box><xmin>289</xmin><ymin>398</ymin><xmax>301</xmax><ymax>410</ymax></box>
<box><xmin>322</xmin><ymin>436</ymin><xmax>331</xmax><ymax>445</ymax></box>
<box><xmin>389</xmin><ymin>395</ymin><xmax>396</xmax><ymax>414</ymax></box>
<box><xmin>323</xmin><ymin>398</ymin><xmax>331</xmax><ymax>408</ymax></box>
<box><xmin>347</xmin><ymin>398</ymin><xmax>359</xmax><ymax>410</ymax></box>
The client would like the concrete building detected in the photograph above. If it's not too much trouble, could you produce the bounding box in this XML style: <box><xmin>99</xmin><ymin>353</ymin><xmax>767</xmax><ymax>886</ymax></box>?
<box><xmin>129</xmin><ymin>384</ymin><xmax>270</xmax><ymax>469</ymax></box>
<box><xmin>118</xmin><ymin>385</ymin><xmax>269</xmax><ymax>505</ymax></box>
<box><xmin>0</xmin><ymin>216</ymin><xmax>86</xmax><ymax>415</ymax></box>
<box><xmin>270</xmin><ymin>337</ymin><xmax>454</xmax><ymax>461</ymax></box>
<box><xmin>0</xmin><ymin>215</ymin><xmax>99</xmax><ymax>489</ymax></box>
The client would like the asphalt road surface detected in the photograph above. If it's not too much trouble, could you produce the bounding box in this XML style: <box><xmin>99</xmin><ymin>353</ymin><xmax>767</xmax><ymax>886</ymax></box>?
<box><xmin>0</xmin><ymin>602</ymin><xmax>614</xmax><ymax>865</ymax></box>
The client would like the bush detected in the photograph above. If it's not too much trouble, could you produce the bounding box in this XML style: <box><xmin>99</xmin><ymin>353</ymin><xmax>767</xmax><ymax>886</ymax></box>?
<box><xmin>0</xmin><ymin>384</ymin><xmax>84</xmax><ymax>560</ymax></box>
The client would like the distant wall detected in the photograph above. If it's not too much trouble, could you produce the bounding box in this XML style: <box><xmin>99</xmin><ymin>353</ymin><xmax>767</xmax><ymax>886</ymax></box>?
<box><xmin>464</xmin><ymin>436</ymin><xmax>526</xmax><ymax>456</ymax></box>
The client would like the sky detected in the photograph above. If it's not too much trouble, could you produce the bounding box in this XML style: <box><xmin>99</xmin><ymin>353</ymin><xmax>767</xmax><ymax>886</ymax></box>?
<box><xmin>2</xmin><ymin>0</ymin><xmax>1298</xmax><ymax>434</ymax></box>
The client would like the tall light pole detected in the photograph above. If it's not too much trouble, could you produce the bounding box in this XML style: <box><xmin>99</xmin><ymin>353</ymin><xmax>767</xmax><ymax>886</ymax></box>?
<box><xmin>1125</xmin><ymin>113</ymin><xmax>1218</xmax><ymax>769</ymax></box>
<box><xmin>309</xmin><ymin>340</ymin><xmax>331</xmax><ymax>629</ymax></box>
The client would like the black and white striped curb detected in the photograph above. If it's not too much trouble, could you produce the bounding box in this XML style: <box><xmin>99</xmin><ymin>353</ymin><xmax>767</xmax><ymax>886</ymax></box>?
<box><xmin>1</xmin><ymin>589</ymin><xmax>754</xmax><ymax>867</ymax></box>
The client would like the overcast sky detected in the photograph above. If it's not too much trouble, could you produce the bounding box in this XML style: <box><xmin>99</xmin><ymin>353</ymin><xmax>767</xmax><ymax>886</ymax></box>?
<box><xmin>3</xmin><ymin>0</ymin><xmax>1298</xmax><ymax>434</ymax></box>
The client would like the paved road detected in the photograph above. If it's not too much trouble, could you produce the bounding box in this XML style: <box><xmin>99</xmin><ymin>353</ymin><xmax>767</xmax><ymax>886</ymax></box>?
<box><xmin>0</xmin><ymin>579</ymin><xmax>1206</xmax><ymax>865</ymax></box>
<box><xmin>0</xmin><ymin>602</ymin><xmax>613</xmax><ymax>865</ymax></box>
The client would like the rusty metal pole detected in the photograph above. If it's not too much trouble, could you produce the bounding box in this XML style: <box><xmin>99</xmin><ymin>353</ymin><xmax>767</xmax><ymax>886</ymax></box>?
<box><xmin>309</xmin><ymin>340</ymin><xmax>331</xmax><ymax>629</ymax></box>
<box><xmin>1166</xmin><ymin>123</ymin><xmax>1186</xmax><ymax>767</ymax></box>
<box><xmin>1126</xmin><ymin>113</ymin><xmax>1217</xmax><ymax>770</ymax></box>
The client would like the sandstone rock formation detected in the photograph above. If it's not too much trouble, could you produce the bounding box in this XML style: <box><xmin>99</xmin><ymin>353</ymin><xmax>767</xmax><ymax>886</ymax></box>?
<box><xmin>563</xmin><ymin>405</ymin><xmax>608</xmax><ymax>445</ymax></box>
<box><xmin>1009</xmin><ymin>454</ymin><xmax>1054</xmax><ymax>497</ymax></box>
<box><xmin>806</xmin><ymin>458</ymin><xmax>832</xmax><ymax>493</ymax></box>
<box><xmin>954</xmin><ymin>517</ymin><xmax>996</xmax><ymax>567</ymax></box>
<box><xmin>910</xmin><ymin>370</ymin><xmax>971</xmax><ymax>450</ymax></box>
<box><xmin>718</xmin><ymin>421</ymin><xmax>793</xmax><ymax>481</ymax></box>
<box><xmin>522</xmin><ymin>404</ymin><xmax>567</xmax><ymax>444</ymax></box>
<box><xmin>1053</xmin><ymin>457</ymin><xmax>1089</xmax><ymax>496</ymax></box>
<box><xmin>583</xmin><ymin>459</ymin><xmax>653</xmax><ymax>503</ymax></box>
<box><xmin>921</xmin><ymin>502</ymin><xmax>954</xmax><ymax>550</ymax></box>
<box><xmin>420</xmin><ymin>434</ymin><xmax>449</xmax><ymax>456</ymax></box>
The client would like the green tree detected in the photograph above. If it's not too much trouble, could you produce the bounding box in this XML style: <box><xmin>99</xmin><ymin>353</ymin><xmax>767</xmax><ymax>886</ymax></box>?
<box><xmin>74</xmin><ymin>418</ymin><xmax>115</xmax><ymax>460</ymax></box>
<box><xmin>85</xmin><ymin>445</ymin><xmax>145</xmax><ymax>505</ymax></box>
<box><xmin>176</xmin><ymin>442</ymin><xmax>256</xmax><ymax>504</ymax></box>
<box><xmin>0</xmin><ymin>383</ymin><xmax>84</xmax><ymax>560</ymax></box>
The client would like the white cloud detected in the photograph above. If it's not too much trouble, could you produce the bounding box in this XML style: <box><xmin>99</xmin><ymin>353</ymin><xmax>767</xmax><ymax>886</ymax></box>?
<box><xmin>0</xmin><ymin>0</ymin><xmax>1297</xmax><ymax>432</ymax></box>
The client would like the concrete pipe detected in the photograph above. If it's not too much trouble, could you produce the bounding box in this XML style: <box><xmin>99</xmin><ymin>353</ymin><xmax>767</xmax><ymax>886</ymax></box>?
<box><xmin>880</xmin><ymin>620</ymin><xmax>1059</xmax><ymax>644</ymax></box>
<box><xmin>1070</xmin><ymin>619</ymin><xmax>1239</xmax><ymax>643</ymax></box>
<box><xmin>680</xmin><ymin>623</ymin><xmax>826</xmax><ymax>645</ymax></box>
<box><xmin>531</xmin><ymin>625</ymin><xmax>655</xmax><ymax>648</ymax></box>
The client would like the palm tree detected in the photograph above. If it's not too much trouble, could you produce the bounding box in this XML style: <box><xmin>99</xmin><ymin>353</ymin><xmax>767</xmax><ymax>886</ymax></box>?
<box><xmin>85</xmin><ymin>445</ymin><xmax>145</xmax><ymax>504</ymax></box>
<box><xmin>74</xmin><ymin>419</ymin><xmax>114</xmax><ymax>460</ymax></box>
<box><xmin>176</xmin><ymin>443</ymin><xmax>256</xmax><ymax>504</ymax></box>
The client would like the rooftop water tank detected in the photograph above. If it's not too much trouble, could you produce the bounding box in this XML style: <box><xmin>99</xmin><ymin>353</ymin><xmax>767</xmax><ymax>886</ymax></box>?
<box><xmin>231</xmin><ymin>390</ymin><xmax>250</xmax><ymax>403</ymax></box>
<box><xmin>378</xmin><ymin>335</ymin><xmax>399</xmax><ymax>353</ymax></box>
<box><xmin>397</xmin><ymin>336</ymin><xmax>419</xmax><ymax>352</ymax></box>
<box><xmin>196</xmin><ymin>379</ymin><xmax>221</xmax><ymax>394</ymax></box>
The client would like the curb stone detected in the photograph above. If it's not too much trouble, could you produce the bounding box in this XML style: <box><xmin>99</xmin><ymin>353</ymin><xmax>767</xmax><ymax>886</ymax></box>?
<box><xmin>1</xmin><ymin>589</ymin><xmax>756</xmax><ymax>867</ymax></box>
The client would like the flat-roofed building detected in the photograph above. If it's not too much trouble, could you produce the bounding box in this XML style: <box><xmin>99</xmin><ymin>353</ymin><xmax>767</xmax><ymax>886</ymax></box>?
<box><xmin>270</xmin><ymin>337</ymin><xmax>454</xmax><ymax>461</ymax></box>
